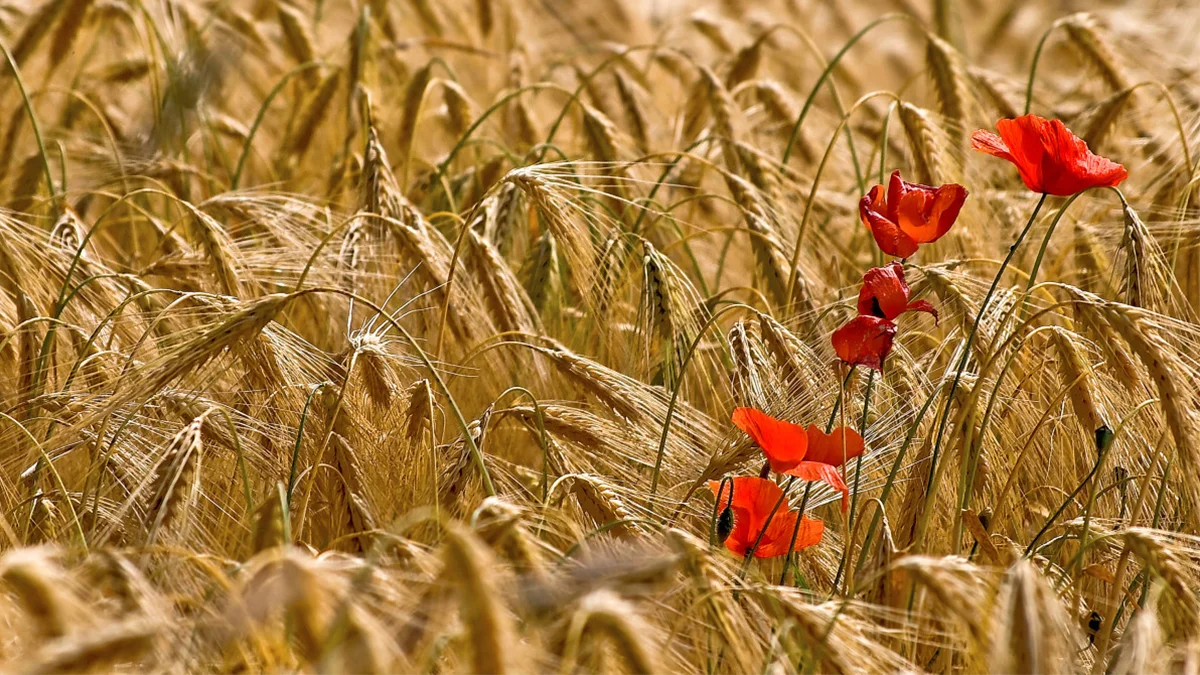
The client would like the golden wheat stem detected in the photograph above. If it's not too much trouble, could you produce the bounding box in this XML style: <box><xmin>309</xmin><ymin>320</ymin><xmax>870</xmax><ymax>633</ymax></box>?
<box><xmin>912</xmin><ymin>194</ymin><xmax>1050</xmax><ymax>550</ymax></box>
<box><xmin>1</xmin><ymin>411</ymin><xmax>86</xmax><ymax>550</ymax></box>
<box><xmin>430</xmin><ymin>82</ymin><xmax>566</xmax><ymax>201</ymax></box>
<box><xmin>992</xmin><ymin>373</ymin><xmax>1130</xmax><ymax>543</ymax></box>
<box><xmin>538</xmin><ymin>45</ymin><xmax>687</xmax><ymax>159</ymax></box>
<box><xmin>432</xmin><ymin>209</ymin><xmax>472</xmax><ymax>360</ymax></box>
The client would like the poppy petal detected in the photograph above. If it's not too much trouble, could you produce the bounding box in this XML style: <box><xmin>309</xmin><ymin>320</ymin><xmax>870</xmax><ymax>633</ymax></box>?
<box><xmin>708</xmin><ymin>477</ymin><xmax>773</xmax><ymax>555</ymax></box>
<box><xmin>857</xmin><ymin>262</ymin><xmax>912</xmax><ymax>320</ymax></box>
<box><xmin>754</xmin><ymin>512</ymin><xmax>824</xmax><ymax>557</ymax></box>
<box><xmin>802</xmin><ymin>425</ymin><xmax>866</xmax><ymax>467</ymax></box>
<box><xmin>754</xmin><ymin>510</ymin><xmax>798</xmax><ymax>558</ymax></box>
<box><xmin>970</xmin><ymin>130</ymin><xmax>1013</xmax><ymax>162</ymax></box>
<box><xmin>861</xmin><ymin>206</ymin><xmax>919</xmax><ymax>259</ymax></box>
<box><xmin>895</xmin><ymin>189</ymin><xmax>935</xmax><ymax>243</ymax></box>
<box><xmin>864</xmin><ymin>172</ymin><xmax>965</xmax><ymax>257</ymax></box>
<box><xmin>997</xmin><ymin>116</ymin><xmax>1049</xmax><ymax>193</ymax></box>
<box><xmin>905</xmin><ymin>299</ymin><xmax>938</xmax><ymax>322</ymax></box>
<box><xmin>862</xmin><ymin>184</ymin><xmax>887</xmax><ymax>226</ymax></box>
<box><xmin>1043</xmin><ymin>117</ymin><xmax>1129</xmax><ymax>195</ymax></box>
<box><xmin>721</xmin><ymin>506</ymin><xmax>754</xmax><ymax>556</ymax></box>
<box><xmin>732</xmin><ymin>408</ymin><xmax>808</xmax><ymax>474</ymax></box>
<box><xmin>708</xmin><ymin>476</ymin><xmax>816</xmax><ymax>558</ymax></box>
<box><xmin>885</xmin><ymin>170</ymin><xmax>908</xmax><ymax>223</ymax></box>
<box><xmin>708</xmin><ymin>480</ymin><xmax>752</xmax><ymax>555</ymax></box>
<box><xmin>906</xmin><ymin>183</ymin><xmax>968</xmax><ymax>244</ymax></box>
<box><xmin>786</xmin><ymin>461</ymin><xmax>851</xmax><ymax>511</ymax></box>
<box><xmin>832</xmin><ymin>316</ymin><xmax>897</xmax><ymax>372</ymax></box>
<box><xmin>707</xmin><ymin>479</ymin><xmax>734</xmax><ymax>507</ymax></box>
<box><xmin>1081</xmin><ymin>153</ymin><xmax>1129</xmax><ymax>189</ymax></box>
<box><xmin>710</xmin><ymin>475</ymin><xmax>785</xmax><ymax>514</ymax></box>
<box><xmin>791</xmin><ymin>516</ymin><xmax>824</xmax><ymax>550</ymax></box>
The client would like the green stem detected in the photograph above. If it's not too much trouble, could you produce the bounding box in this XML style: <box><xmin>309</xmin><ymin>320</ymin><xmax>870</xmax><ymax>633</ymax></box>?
<box><xmin>853</xmin><ymin>382</ymin><xmax>942</xmax><ymax>575</ymax></box>
<box><xmin>0</xmin><ymin>38</ymin><xmax>56</xmax><ymax>201</ymax></box>
<box><xmin>1027</xmin><ymin>399</ymin><xmax>1156</xmax><ymax>556</ymax></box>
<box><xmin>781</xmin><ymin>13</ymin><xmax>911</xmax><ymax>167</ymax></box>
<box><xmin>1023</xmin><ymin>18</ymin><xmax>1068</xmax><ymax>115</ymax></box>
<box><xmin>832</xmin><ymin>370</ymin><xmax>875</xmax><ymax>591</ymax></box>
<box><xmin>912</xmin><ymin>193</ymin><xmax>1049</xmax><ymax>549</ymax></box>
<box><xmin>1024</xmin><ymin>193</ymin><xmax>1083</xmax><ymax>297</ymax></box>
<box><xmin>710</xmin><ymin>476</ymin><xmax>734</xmax><ymax>547</ymax></box>
<box><xmin>231</xmin><ymin>61</ymin><xmax>326</xmax><ymax>189</ymax></box>
<box><xmin>648</xmin><ymin>303</ymin><xmax>754</xmax><ymax>507</ymax></box>
<box><xmin>289</xmin><ymin>383</ymin><xmax>330</xmax><ymax>500</ymax></box>
<box><xmin>779</xmin><ymin>481</ymin><xmax>815</xmax><ymax>585</ymax></box>
<box><xmin>825</xmin><ymin>367</ymin><xmax>857</xmax><ymax>432</ymax></box>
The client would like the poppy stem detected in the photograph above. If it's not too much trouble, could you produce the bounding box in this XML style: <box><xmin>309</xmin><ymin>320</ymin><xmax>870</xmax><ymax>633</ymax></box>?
<box><xmin>740</xmin><ymin>476</ymin><xmax>796</xmax><ymax>578</ymax></box>
<box><xmin>833</xmin><ymin>369</ymin><xmax>876</xmax><ymax>592</ymax></box>
<box><xmin>1026</xmin><ymin>404</ymin><xmax>1151</xmax><ymax>557</ymax></box>
<box><xmin>912</xmin><ymin>192</ymin><xmax>1048</xmax><ymax>551</ymax></box>
<box><xmin>851</xmin><ymin>384</ymin><xmax>942</xmax><ymax>579</ymax></box>
<box><xmin>1022</xmin><ymin>192</ymin><xmax>1085</xmax><ymax>314</ymax></box>
<box><xmin>825</xmin><ymin>367</ymin><xmax>857</xmax><ymax>433</ymax></box>
<box><xmin>779</xmin><ymin>481</ymin><xmax>815</xmax><ymax>585</ymax></box>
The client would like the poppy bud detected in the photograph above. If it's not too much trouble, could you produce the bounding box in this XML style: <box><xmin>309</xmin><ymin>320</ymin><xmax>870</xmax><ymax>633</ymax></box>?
<box><xmin>1086</xmin><ymin>611</ymin><xmax>1103</xmax><ymax>644</ymax></box>
<box><xmin>1095</xmin><ymin>424</ymin><xmax>1114</xmax><ymax>454</ymax></box>
<box><xmin>717</xmin><ymin>505</ymin><xmax>735</xmax><ymax>543</ymax></box>
<box><xmin>978</xmin><ymin>508</ymin><xmax>992</xmax><ymax>532</ymax></box>
<box><xmin>707</xmin><ymin>477</ymin><xmax>824</xmax><ymax>558</ymax></box>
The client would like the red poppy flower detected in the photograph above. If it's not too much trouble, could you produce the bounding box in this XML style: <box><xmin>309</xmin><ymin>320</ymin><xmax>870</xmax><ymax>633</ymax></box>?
<box><xmin>708</xmin><ymin>476</ymin><xmax>824</xmax><ymax>558</ymax></box>
<box><xmin>780</xmin><ymin>426</ymin><xmax>865</xmax><ymax>511</ymax></box>
<box><xmin>859</xmin><ymin>170</ymin><xmax>968</xmax><ymax>258</ymax></box>
<box><xmin>831</xmin><ymin>315</ymin><xmax>897</xmax><ymax>371</ymax></box>
<box><xmin>857</xmin><ymin>262</ymin><xmax>937</xmax><ymax>322</ymax></box>
<box><xmin>732</xmin><ymin>407</ymin><xmax>807</xmax><ymax>474</ymax></box>
<box><xmin>971</xmin><ymin>115</ymin><xmax>1127</xmax><ymax>196</ymax></box>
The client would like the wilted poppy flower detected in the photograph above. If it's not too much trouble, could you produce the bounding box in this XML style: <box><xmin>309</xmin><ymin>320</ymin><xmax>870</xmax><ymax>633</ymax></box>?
<box><xmin>780</xmin><ymin>426</ymin><xmax>866</xmax><ymax>511</ymax></box>
<box><xmin>832</xmin><ymin>315</ymin><xmax>897</xmax><ymax>371</ymax></box>
<box><xmin>859</xmin><ymin>170</ymin><xmax>968</xmax><ymax>258</ymax></box>
<box><xmin>971</xmin><ymin>115</ymin><xmax>1127</xmax><ymax>196</ymax></box>
<box><xmin>857</xmin><ymin>262</ymin><xmax>937</xmax><ymax>322</ymax></box>
<box><xmin>732</xmin><ymin>407</ymin><xmax>807</xmax><ymax>474</ymax></box>
<box><xmin>707</xmin><ymin>476</ymin><xmax>824</xmax><ymax>558</ymax></box>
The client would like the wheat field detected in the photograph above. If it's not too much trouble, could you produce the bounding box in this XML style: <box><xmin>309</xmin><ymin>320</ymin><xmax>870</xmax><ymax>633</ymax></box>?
<box><xmin>0</xmin><ymin>0</ymin><xmax>1198</xmax><ymax>672</ymax></box>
